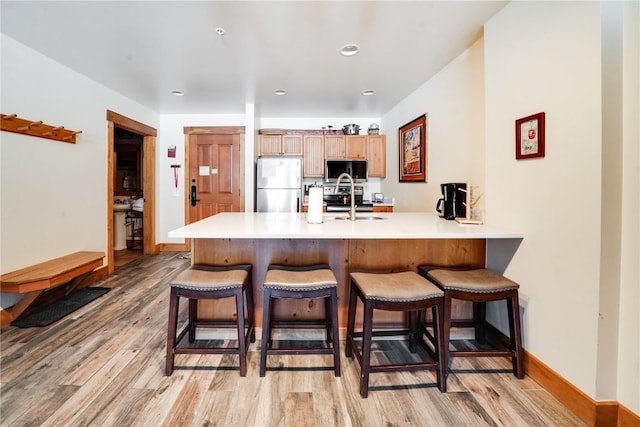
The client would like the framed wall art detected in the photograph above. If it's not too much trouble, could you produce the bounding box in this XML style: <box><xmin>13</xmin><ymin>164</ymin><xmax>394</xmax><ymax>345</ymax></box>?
<box><xmin>515</xmin><ymin>112</ymin><xmax>545</xmax><ymax>160</ymax></box>
<box><xmin>399</xmin><ymin>114</ymin><xmax>427</xmax><ymax>182</ymax></box>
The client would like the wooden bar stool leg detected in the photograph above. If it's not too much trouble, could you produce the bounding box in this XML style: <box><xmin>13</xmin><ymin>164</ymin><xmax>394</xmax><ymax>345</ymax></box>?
<box><xmin>260</xmin><ymin>289</ymin><xmax>272</xmax><ymax>377</ymax></box>
<box><xmin>345</xmin><ymin>283</ymin><xmax>358</xmax><ymax>359</ymax></box>
<box><xmin>434</xmin><ymin>303</ymin><xmax>447</xmax><ymax>392</ymax></box>
<box><xmin>508</xmin><ymin>293</ymin><xmax>525</xmax><ymax>379</ymax></box>
<box><xmin>475</xmin><ymin>301</ymin><xmax>487</xmax><ymax>343</ymax></box>
<box><xmin>329</xmin><ymin>288</ymin><xmax>341</xmax><ymax>376</ymax></box>
<box><xmin>324</xmin><ymin>296</ymin><xmax>333</xmax><ymax>343</ymax></box>
<box><xmin>166</xmin><ymin>288</ymin><xmax>179</xmax><ymax>376</ymax></box>
<box><xmin>359</xmin><ymin>300</ymin><xmax>374</xmax><ymax>398</ymax></box>
<box><xmin>188</xmin><ymin>298</ymin><xmax>197</xmax><ymax>342</ymax></box>
<box><xmin>235</xmin><ymin>290</ymin><xmax>247</xmax><ymax>377</ymax></box>
<box><xmin>245</xmin><ymin>281</ymin><xmax>256</xmax><ymax>343</ymax></box>
<box><xmin>409</xmin><ymin>310</ymin><xmax>418</xmax><ymax>353</ymax></box>
<box><xmin>442</xmin><ymin>293</ymin><xmax>453</xmax><ymax>378</ymax></box>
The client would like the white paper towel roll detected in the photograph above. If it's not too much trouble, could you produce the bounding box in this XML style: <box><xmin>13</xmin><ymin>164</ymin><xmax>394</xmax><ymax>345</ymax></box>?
<box><xmin>307</xmin><ymin>186</ymin><xmax>323</xmax><ymax>224</ymax></box>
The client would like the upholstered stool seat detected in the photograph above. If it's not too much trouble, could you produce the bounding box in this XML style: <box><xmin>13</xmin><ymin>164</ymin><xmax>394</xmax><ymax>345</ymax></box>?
<box><xmin>346</xmin><ymin>271</ymin><xmax>447</xmax><ymax>397</ymax></box>
<box><xmin>166</xmin><ymin>264</ymin><xmax>255</xmax><ymax>377</ymax></box>
<box><xmin>418</xmin><ymin>266</ymin><xmax>524</xmax><ymax>379</ymax></box>
<box><xmin>260</xmin><ymin>264</ymin><xmax>340</xmax><ymax>377</ymax></box>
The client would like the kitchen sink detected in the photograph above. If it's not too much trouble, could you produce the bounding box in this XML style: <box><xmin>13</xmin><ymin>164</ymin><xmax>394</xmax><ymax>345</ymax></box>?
<box><xmin>323</xmin><ymin>215</ymin><xmax>386</xmax><ymax>221</ymax></box>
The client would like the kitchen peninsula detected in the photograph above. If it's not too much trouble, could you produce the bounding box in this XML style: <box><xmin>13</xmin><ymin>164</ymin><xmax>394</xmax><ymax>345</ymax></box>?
<box><xmin>168</xmin><ymin>212</ymin><xmax>523</xmax><ymax>327</ymax></box>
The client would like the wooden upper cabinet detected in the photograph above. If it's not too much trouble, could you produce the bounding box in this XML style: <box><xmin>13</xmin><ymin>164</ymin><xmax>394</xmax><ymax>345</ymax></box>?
<box><xmin>281</xmin><ymin>135</ymin><xmax>303</xmax><ymax>155</ymax></box>
<box><xmin>258</xmin><ymin>130</ymin><xmax>385</xmax><ymax>179</ymax></box>
<box><xmin>258</xmin><ymin>135</ymin><xmax>281</xmax><ymax>155</ymax></box>
<box><xmin>324</xmin><ymin>135</ymin><xmax>346</xmax><ymax>159</ymax></box>
<box><xmin>303</xmin><ymin>135</ymin><xmax>324</xmax><ymax>177</ymax></box>
<box><xmin>346</xmin><ymin>135</ymin><xmax>367</xmax><ymax>159</ymax></box>
<box><xmin>326</xmin><ymin>135</ymin><xmax>367</xmax><ymax>160</ymax></box>
<box><xmin>258</xmin><ymin>134</ymin><xmax>303</xmax><ymax>156</ymax></box>
<box><xmin>367</xmin><ymin>135</ymin><xmax>386</xmax><ymax>178</ymax></box>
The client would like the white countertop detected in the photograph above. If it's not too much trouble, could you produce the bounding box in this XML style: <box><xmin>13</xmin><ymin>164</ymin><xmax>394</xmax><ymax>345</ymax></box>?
<box><xmin>168</xmin><ymin>212</ymin><xmax>523</xmax><ymax>240</ymax></box>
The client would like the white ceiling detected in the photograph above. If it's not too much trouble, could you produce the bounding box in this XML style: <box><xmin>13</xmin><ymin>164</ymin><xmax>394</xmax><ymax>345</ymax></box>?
<box><xmin>1</xmin><ymin>1</ymin><xmax>508</xmax><ymax>117</ymax></box>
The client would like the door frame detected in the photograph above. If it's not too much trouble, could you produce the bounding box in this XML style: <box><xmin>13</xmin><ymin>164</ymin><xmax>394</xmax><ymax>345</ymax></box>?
<box><xmin>107</xmin><ymin>110</ymin><xmax>158</xmax><ymax>273</ymax></box>
<box><xmin>183</xmin><ymin>126</ymin><xmax>245</xmax><ymax>250</ymax></box>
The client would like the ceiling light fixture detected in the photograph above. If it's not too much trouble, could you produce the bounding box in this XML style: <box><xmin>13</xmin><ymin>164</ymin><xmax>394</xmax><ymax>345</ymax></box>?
<box><xmin>215</xmin><ymin>27</ymin><xmax>225</xmax><ymax>36</ymax></box>
<box><xmin>340</xmin><ymin>44</ymin><xmax>360</xmax><ymax>56</ymax></box>
<box><xmin>171</xmin><ymin>90</ymin><xmax>184</xmax><ymax>96</ymax></box>
<box><xmin>362</xmin><ymin>90</ymin><xmax>375</xmax><ymax>96</ymax></box>
<box><xmin>274</xmin><ymin>89</ymin><xmax>287</xmax><ymax>96</ymax></box>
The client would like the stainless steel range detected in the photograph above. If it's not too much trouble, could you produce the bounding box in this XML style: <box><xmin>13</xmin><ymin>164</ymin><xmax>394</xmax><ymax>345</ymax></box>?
<box><xmin>323</xmin><ymin>185</ymin><xmax>373</xmax><ymax>212</ymax></box>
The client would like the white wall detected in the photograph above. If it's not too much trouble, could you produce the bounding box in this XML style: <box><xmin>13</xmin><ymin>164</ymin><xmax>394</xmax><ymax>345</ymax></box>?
<box><xmin>485</xmin><ymin>2</ymin><xmax>639</xmax><ymax>412</ymax></box>
<box><xmin>0</xmin><ymin>35</ymin><xmax>158</xmax><ymax>306</ymax></box>
<box><xmin>484</xmin><ymin>0</ymin><xmax>618</xmax><ymax>403</ymax></box>
<box><xmin>157</xmin><ymin>113</ymin><xmax>246</xmax><ymax>244</ymax></box>
<box><xmin>381</xmin><ymin>38</ymin><xmax>486</xmax><ymax>213</ymax></box>
<box><xmin>617</xmin><ymin>0</ymin><xmax>640</xmax><ymax>414</ymax></box>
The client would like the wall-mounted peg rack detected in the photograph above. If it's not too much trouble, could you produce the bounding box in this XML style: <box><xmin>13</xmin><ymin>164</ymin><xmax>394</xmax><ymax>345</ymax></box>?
<box><xmin>1</xmin><ymin>113</ymin><xmax>82</xmax><ymax>144</ymax></box>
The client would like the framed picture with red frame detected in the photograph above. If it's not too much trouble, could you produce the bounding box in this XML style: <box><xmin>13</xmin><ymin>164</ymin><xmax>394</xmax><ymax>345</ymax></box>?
<box><xmin>515</xmin><ymin>112</ymin><xmax>545</xmax><ymax>160</ymax></box>
<box><xmin>399</xmin><ymin>114</ymin><xmax>427</xmax><ymax>182</ymax></box>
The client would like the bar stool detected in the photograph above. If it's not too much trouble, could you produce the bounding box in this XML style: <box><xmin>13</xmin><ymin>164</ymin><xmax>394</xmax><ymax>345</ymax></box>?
<box><xmin>260</xmin><ymin>264</ymin><xmax>340</xmax><ymax>377</ymax></box>
<box><xmin>418</xmin><ymin>266</ymin><xmax>524</xmax><ymax>379</ymax></box>
<box><xmin>166</xmin><ymin>264</ymin><xmax>255</xmax><ymax>377</ymax></box>
<box><xmin>345</xmin><ymin>271</ymin><xmax>447</xmax><ymax>397</ymax></box>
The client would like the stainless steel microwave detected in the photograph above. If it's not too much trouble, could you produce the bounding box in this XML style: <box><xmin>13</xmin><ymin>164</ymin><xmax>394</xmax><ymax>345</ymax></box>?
<box><xmin>325</xmin><ymin>160</ymin><xmax>368</xmax><ymax>182</ymax></box>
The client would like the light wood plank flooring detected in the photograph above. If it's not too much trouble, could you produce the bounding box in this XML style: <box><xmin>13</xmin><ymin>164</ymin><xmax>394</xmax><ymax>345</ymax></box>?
<box><xmin>1</xmin><ymin>252</ymin><xmax>586</xmax><ymax>426</ymax></box>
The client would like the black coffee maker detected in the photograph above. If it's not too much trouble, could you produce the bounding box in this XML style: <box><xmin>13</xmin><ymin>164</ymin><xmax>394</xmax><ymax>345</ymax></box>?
<box><xmin>436</xmin><ymin>183</ymin><xmax>467</xmax><ymax>220</ymax></box>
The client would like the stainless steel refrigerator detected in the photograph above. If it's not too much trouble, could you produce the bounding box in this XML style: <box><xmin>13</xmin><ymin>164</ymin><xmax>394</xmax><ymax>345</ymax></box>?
<box><xmin>256</xmin><ymin>156</ymin><xmax>302</xmax><ymax>212</ymax></box>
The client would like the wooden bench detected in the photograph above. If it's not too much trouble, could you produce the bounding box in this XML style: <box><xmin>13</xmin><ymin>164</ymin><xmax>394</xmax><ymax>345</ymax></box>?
<box><xmin>0</xmin><ymin>251</ymin><xmax>105</xmax><ymax>327</ymax></box>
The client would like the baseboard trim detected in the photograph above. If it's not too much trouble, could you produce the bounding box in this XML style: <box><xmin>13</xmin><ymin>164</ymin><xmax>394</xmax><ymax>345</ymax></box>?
<box><xmin>618</xmin><ymin>403</ymin><xmax>640</xmax><ymax>427</ymax></box>
<box><xmin>159</xmin><ymin>243</ymin><xmax>189</xmax><ymax>252</ymax></box>
<box><xmin>525</xmin><ymin>351</ymin><xmax>640</xmax><ymax>426</ymax></box>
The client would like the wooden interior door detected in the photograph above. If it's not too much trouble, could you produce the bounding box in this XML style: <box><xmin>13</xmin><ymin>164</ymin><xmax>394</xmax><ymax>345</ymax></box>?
<box><xmin>187</xmin><ymin>129</ymin><xmax>243</xmax><ymax>224</ymax></box>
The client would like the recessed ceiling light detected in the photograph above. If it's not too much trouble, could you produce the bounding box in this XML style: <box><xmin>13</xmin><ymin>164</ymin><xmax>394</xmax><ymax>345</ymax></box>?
<box><xmin>171</xmin><ymin>90</ymin><xmax>184</xmax><ymax>96</ymax></box>
<box><xmin>274</xmin><ymin>89</ymin><xmax>287</xmax><ymax>96</ymax></box>
<box><xmin>340</xmin><ymin>44</ymin><xmax>360</xmax><ymax>56</ymax></box>
<box><xmin>215</xmin><ymin>27</ymin><xmax>225</xmax><ymax>36</ymax></box>
<box><xmin>362</xmin><ymin>90</ymin><xmax>375</xmax><ymax>96</ymax></box>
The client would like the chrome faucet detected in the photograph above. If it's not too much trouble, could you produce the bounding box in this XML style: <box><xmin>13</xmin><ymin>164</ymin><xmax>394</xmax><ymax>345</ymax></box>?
<box><xmin>334</xmin><ymin>173</ymin><xmax>356</xmax><ymax>221</ymax></box>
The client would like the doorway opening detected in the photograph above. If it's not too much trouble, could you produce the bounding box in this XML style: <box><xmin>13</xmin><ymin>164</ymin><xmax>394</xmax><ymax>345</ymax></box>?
<box><xmin>114</xmin><ymin>126</ymin><xmax>144</xmax><ymax>266</ymax></box>
<box><xmin>107</xmin><ymin>110</ymin><xmax>157</xmax><ymax>273</ymax></box>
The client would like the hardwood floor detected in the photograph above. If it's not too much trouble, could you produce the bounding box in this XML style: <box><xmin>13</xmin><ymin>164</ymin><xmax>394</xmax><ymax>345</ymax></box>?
<box><xmin>114</xmin><ymin>248</ymin><xmax>144</xmax><ymax>268</ymax></box>
<box><xmin>0</xmin><ymin>252</ymin><xmax>586</xmax><ymax>427</ymax></box>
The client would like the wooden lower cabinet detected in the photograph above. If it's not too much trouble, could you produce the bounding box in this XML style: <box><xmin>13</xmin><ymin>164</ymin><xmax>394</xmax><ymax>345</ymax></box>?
<box><xmin>193</xmin><ymin>238</ymin><xmax>485</xmax><ymax>328</ymax></box>
<box><xmin>301</xmin><ymin>205</ymin><xmax>327</xmax><ymax>213</ymax></box>
<box><xmin>373</xmin><ymin>205</ymin><xmax>393</xmax><ymax>213</ymax></box>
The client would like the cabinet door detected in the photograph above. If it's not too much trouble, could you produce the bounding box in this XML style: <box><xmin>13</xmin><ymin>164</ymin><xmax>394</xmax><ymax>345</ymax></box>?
<box><xmin>346</xmin><ymin>135</ymin><xmax>367</xmax><ymax>159</ymax></box>
<box><xmin>259</xmin><ymin>135</ymin><xmax>283</xmax><ymax>155</ymax></box>
<box><xmin>303</xmin><ymin>135</ymin><xmax>324</xmax><ymax>177</ymax></box>
<box><xmin>366</xmin><ymin>135</ymin><xmax>386</xmax><ymax>178</ymax></box>
<box><xmin>324</xmin><ymin>135</ymin><xmax>346</xmax><ymax>159</ymax></box>
<box><xmin>282</xmin><ymin>135</ymin><xmax>303</xmax><ymax>155</ymax></box>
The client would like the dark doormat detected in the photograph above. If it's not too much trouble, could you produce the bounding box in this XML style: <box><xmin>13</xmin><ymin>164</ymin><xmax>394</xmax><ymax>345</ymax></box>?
<box><xmin>12</xmin><ymin>287</ymin><xmax>110</xmax><ymax>328</ymax></box>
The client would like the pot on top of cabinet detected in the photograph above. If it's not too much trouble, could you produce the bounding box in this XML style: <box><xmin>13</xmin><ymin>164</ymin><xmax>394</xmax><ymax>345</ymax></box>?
<box><xmin>342</xmin><ymin>124</ymin><xmax>360</xmax><ymax>135</ymax></box>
